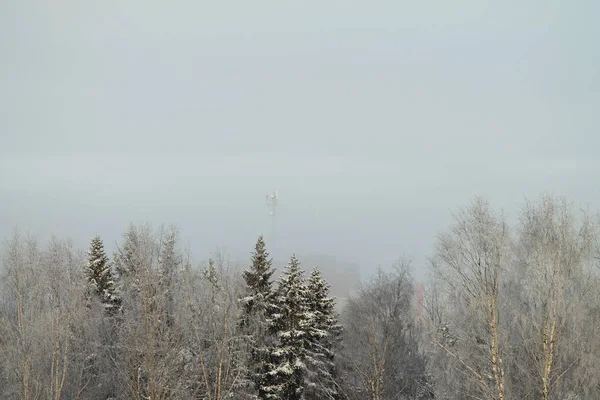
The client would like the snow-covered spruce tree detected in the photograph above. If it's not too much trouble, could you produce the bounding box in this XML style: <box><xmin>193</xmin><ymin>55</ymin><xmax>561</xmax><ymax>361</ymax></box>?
<box><xmin>238</xmin><ymin>236</ymin><xmax>276</xmax><ymax>398</ymax></box>
<box><xmin>85</xmin><ymin>235</ymin><xmax>120</xmax><ymax>313</ymax></box>
<box><xmin>158</xmin><ymin>226</ymin><xmax>180</xmax><ymax>328</ymax></box>
<box><xmin>264</xmin><ymin>255</ymin><xmax>309</xmax><ymax>400</ymax></box>
<box><xmin>113</xmin><ymin>224</ymin><xmax>141</xmax><ymax>295</ymax></box>
<box><xmin>304</xmin><ymin>267</ymin><xmax>343</xmax><ymax>399</ymax></box>
<box><xmin>241</xmin><ymin>236</ymin><xmax>275</xmax><ymax>317</ymax></box>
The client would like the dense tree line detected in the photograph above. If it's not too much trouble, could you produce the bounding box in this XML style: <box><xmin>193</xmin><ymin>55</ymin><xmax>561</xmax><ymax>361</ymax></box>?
<box><xmin>1</xmin><ymin>194</ymin><xmax>600</xmax><ymax>399</ymax></box>
<box><xmin>425</xmin><ymin>195</ymin><xmax>600</xmax><ymax>400</ymax></box>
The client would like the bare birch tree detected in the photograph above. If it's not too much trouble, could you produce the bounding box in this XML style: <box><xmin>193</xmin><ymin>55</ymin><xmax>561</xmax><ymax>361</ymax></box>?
<box><xmin>507</xmin><ymin>195</ymin><xmax>598</xmax><ymax>399</ymax></box>
<box><xmin>176</xmin><ymin>250</ymin><xmax>246</xmax><ymax>399</ymax></box>
<box><xmin>114</xmin><ymin>223</ymin><xmax>184</xmax><ymax>400</ymax></box>
<box><xmin>430</xmin><ymin>197</ymin><xmax>510</xmax><ymax>400</ymax></box>
<box><xmin>1</xmin><ymin>232</ymin><xmax>92</xmax><ymax>400</ymax></box>
<box><xmin>340</xmin><ymin>259</ymin><xmax>428</xmax><ymax>400</ymax></box>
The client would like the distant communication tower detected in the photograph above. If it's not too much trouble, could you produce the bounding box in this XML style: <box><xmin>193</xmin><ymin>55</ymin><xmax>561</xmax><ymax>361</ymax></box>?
<box><xmin>266</xmin><ymin>190</ymin><xmax>278</xmax><ymax>216</ymax></box>
<box><xmin>266</xmin><ymin>190</ymin><xmax>278</xmax><ymax>250</ymax></box>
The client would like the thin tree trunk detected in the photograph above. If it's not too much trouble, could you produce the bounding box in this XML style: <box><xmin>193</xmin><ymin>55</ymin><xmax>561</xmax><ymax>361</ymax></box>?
<box><xmin>489</xmin><ymin>297</ymin><xmax>505</xmax><ymax>400</ymax></box>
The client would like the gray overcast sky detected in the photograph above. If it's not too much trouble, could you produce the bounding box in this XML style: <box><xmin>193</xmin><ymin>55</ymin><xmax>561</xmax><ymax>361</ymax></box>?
<box><xmin>1</xmin><ymin>1</ymin><xmax>599</xmax><ymax>279</ymax></box>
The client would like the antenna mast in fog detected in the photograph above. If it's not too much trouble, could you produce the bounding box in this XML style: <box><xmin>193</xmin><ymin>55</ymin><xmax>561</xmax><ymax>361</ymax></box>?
<box><xmin>266</xmin><ymin>190</ymin><xmax>278</xmax><ymax>251</ymax></box>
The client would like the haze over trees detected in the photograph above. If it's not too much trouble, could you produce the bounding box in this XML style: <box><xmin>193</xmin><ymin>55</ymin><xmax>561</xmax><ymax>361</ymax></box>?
<box><xmin>1</xmin><ymin>194</ymin><xmax>600</xmax><ymax>399</ymax></box>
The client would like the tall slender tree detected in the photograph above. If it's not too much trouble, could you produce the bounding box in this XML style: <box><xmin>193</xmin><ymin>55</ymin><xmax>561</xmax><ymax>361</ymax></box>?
<box><xmin>264</xmin><ymin>255</ymin><xmax>309</xmax><ymax>400</ymax></box>
<box><xmin>239</xmin><ymin>236</ymin><xmax>276</xmax><ymax>398</ymax></box>
<box><xmin>113</xmin><ymin>224</ymin><xmax>141</xmax><ymax>289</ymax></box>
<box><xmin>158</xmin><ymin>226</ymin><xmax>180</xmax><ymax>328</ymax></box>
<box><xmin>241</xmin><ymin>236</ymin><xmax>275</xmax><ymax>317</ymax></box>
<box><xmin>304</xmin><ymin>267</ymin><xmax>342</xmax><ymax>399</ymax></box>
<box><xmin>85</xmin><ymin>236</ymin><xmax>120</xmax><ymax>313</ymax></box>
<box><xmin>429</xmin><ymin>198</ymin><xmax>509</xmax><ymax>399</ymax></box>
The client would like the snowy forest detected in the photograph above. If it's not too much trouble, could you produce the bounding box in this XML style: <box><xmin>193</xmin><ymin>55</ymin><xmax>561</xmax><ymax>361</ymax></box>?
<box><xmin>2</xmin><ymin>194</ymin><xmax>600</xmax><ymax>400</ymax></box>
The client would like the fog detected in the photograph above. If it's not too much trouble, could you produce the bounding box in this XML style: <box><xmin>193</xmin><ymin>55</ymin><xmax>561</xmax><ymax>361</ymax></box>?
<box><xmin>2</xmin><ymin>1</ymin><xmax>599</xmax><ymax>282</ymax></box>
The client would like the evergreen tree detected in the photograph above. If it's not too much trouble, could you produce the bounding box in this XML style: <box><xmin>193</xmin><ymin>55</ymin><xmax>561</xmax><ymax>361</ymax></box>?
<box><xmin>204</xmin><ymin>258</ymin><xmax>219</xmax><ymax>289</ymax></box>
<box><xmin>304</xmin><ymin>268</ymin><xmax>343</xmax><ymax>399</ymax></box>
<box><xmin>264</xmin><ymin>255</ymin><xmax>309</xmax><ymax>400</ymax></box>
<box><xmin>241</xmin><ymin>235</ymin><xmax>275</xmax><ymax>317</ymax></box>
<box><xmin>113</xmin><ymin>224</ymin><xmax>143</xmax><ymax>299</ymax></box>
<box><xmin>114</xmin><ymin>225</ymin><xmax>139</xmax><ymax>281</ymax></box>
<box><xmin>238</xmin><ymin>236</ymin><xmax>276</xmax><ymax>398</ymax></box>
<box><xmin>158</xmin><ymin>227</ymin><xmax>180</xmax><ymax>328</ymax></box>
<box><xmin>85</xmin><ymin>236</ymin><xmax>120</xmax><ymax>313</ymax></box>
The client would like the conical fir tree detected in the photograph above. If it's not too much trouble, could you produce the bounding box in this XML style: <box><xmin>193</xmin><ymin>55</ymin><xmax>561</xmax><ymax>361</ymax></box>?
<box><xmin>239</xmin><ymin>236</ymin><xmax>276</xmax><ymax>398</ymax></box>
<box><xmin>264</xmin><ymin>255</ymin><xmax>309</xmax><ymax>400</ymax></box>
<box><xmin>242</xmin><ymin>235</ymin><xmax>275</xmax><ymax>316</ymax></box>
<box><xmin>114</xmin><ymin>224</ymin><xmax>140</xmax><ymax>282</ymax></box>
<box><xmin>304</xmin><ymin>267</ymin><xmax>343</xmax><ymax>399</ymax></box>
<box><xmin>113</xmin><ymin>224</ymin><xmax>144</xmax><ymax>304</ymax></box>
<box><xmin>158</xmin><ymin>228</ymin><xmax>180</xmax><ymax>328</ymax></box>
<box><xmin>85</xmin><ymin>236</ymin><xmax>120</xmax><ymax>313</ymax></box>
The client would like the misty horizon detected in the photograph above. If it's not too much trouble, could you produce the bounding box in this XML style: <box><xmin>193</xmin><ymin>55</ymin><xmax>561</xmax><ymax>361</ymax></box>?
<box><xmin>2</xmin><ymin>2</ymin><xmax>600</xmax><ymax>399</ymax></box>
<box><xmin>2</xmin><ymin>1</ymin><xmax>599</xmax><ymax>282</ymax></box>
